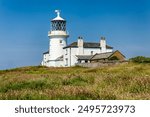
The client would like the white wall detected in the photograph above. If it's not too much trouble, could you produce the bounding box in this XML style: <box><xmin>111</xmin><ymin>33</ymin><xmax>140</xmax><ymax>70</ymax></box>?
<box><xmin>106</xmin><ymin>49</ymin><xmax>113</xmax><ymax>53</ymax></box>
<box><xmin>55</xmin><ymin>60</ymin><xmax>64</xmax><ymax>67</ymax></box>
<box><xmin>41</xmin><ymin>53</ymin><xmax>49</xmax><ymax>66</ymax></box>
<box><xmin>49</xmin><ymin>37</ymin><xmax>67</xmax><ymax>60</ymax></box>
<box><xmin>63</xmin><ymin>48</ymin><xmax>78</xmax><ymax>67</ymax></box>
<box><xmin>47</xmin><ymin>31</ymin><xmax>68</xmax><ymax>67</ymax></box>
<box><xmin>63</xmin><ymin>47</ymin><xmax>113</xmax><ymax>67</ymax></box>
<box><xmin>42</xmin><ymin>47</ymin><xmax>113</xmax><ymax>67</ymax></box>
<box><xmin>84</xmin><ymin>48</ymin><xmax>101</xmax><ymax>55</ymax></box>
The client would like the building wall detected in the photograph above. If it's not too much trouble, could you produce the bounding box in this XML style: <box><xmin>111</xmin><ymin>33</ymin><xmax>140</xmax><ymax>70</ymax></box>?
<box><xmin>110</xmin><ymin>51</ymin><xmax>125</xmax><ymax>61</ymax></box>
<box><xmin>63</xmin><ymin>48</ymin><xmax>78</xmax><ymax>67</ymax></box>
<box><xmin>55</xmin><ymin>60</ymin><xmax>64</xmax><ymax>67</ymax></box>
<box><xmin>42</xmin><ymin>53</ymin><xmax>64</xmax><ymax>67</ymax></box>
<box><xmin>47</xmin><ymin>32</ymin><xmax>68</xmax><ymax>67</ymax></box>
<box><xmin>41</xmin><ymin>53</ymin><xmax>49</xmax><ymax>66</ymax></box>
<box><xmin>45</xmin><ymin>60</ymin><xmax>64</xmax><ymax>67</ymax></box>
<box><xmin>105</xmin><ymin>49</ymin><xmax>113</xmax><ymax>53</ymax></box>
<box><xmin>63</xmin><ymin>47</ymin><xmax>113</xmax><ymax>67</ymax></box>
<box><xmin>84</xmin><ymin>48</ymin><xmax>101</xmax><ymax>55</ymax></box>
<box><xmin>42</xmin><ymin>47</ymin><xmax>113</xmax><ymax>67</ymax></box>
<box><xmin>76</xmin><ymin>61</ymin><xmax>128</xmax><ymax>68</ymax></box>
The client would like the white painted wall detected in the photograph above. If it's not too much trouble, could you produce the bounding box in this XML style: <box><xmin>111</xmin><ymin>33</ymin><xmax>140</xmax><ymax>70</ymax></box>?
<box><xmin>63</xmin><ymin>48</ymin><xmax>78</xmax><ymax>66</ymax></box>
<box><xmin>49</xmin><ymin>37</ymin><xmax>66</xmax><ymax>60</ymax></box>
<box><xmin>41</xmin><ymin>53</ymin><xmax>49</xmax><ymax>66</ymax></box>
<box><xmin>55</xmin><ymin>60</ymin><xmax>64</xmax><ymax>67</ymax></box>
<box><xmin>63</xmin><ymin>46</ymin><xmax>113</xmax><ymax>67</ymax></box>
<box><xmin>63</xmin><ymin>48</ymin><xmax>70</xmax><ymax>66</ymax></box>
<box><xmin>84</xmin><ymin>48</ymin><xmax>101</xmax><ymax>55</ymax></box>
<box><xmin>47</xmin><ymin>30</ymin><xmax>69</xmax><ymax>67</ymax></box>
<box><xmin>42</xmin><ymin>45</ymin><xmax>113</xmax><ymax>67</ymax></box>
<box><xmin>105</xmin><ymin>49</ymin><xmax>113</xmax><ymax>53</ymax></box>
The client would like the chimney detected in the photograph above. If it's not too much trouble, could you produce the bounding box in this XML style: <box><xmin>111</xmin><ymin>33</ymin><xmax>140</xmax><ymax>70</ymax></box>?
<box><xmin>100</xmin><ymin>37</ymin><xmax>106</xmax><ymax>53</ymax></box>
<box><xmin>77</xmin><ymin>36</ymin><xmax>84</xmax><ymax>55</ymax></box>
<box><xmin>78</xmin><ymin>36</ymin><xmax>83</xmax><ymax>47</ymax></box>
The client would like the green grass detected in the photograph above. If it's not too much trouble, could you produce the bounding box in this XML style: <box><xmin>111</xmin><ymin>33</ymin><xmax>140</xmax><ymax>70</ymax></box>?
<box><xmin>0</xmin><ymin>63</ymin><xmax>150</xmax><ymax>100</ymax></box>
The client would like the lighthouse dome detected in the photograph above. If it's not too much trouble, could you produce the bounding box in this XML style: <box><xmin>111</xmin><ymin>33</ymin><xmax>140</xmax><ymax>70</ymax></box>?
<box><xmin>52</xmin><ymin>10</ymin><xmax>65</xmax><ymax>21</ymax></box>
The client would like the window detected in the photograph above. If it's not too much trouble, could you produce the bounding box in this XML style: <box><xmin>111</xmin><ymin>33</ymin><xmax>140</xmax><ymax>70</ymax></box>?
<box><xmin>65</xmin><ymin>58</ymin><xmax>68</xmax><ymax>66</ymax></box>
<box><xmin>60</xmin><ymin>40</ymin><xmax>62</xmax><ymax>43</ymax></box>
<box><xmin>85</xmin><ymin>60</ymin><xmax>88</xmax><ymax>63</ymax></box>
<box><xmin>65</xmin><ymin>49</ymin><xmax>68</xmax><ymax>55</ymax></box>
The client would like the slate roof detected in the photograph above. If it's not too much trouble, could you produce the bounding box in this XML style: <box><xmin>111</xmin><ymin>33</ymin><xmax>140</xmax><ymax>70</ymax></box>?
<box><xmin>43</xmin><ymin>51</ymin><xmax>49</xmax><ymax>54</ymax></box>
<box><xmin>76</xmin><ymin>52</ymin><xmax>114</xmax><ymax>61</ymax></box>
<box><xmin>63</xmin><ymin>42</ymin><xmax>113</xmax><ymax>49</ymax></box>
<box><xmin>90</xmin><ymin>52</ymin><xmax>113</xmax><ymax>60</ymax></box>
<box><xmin>55</xmin><ymin>55</ymin><xmax>63</xmax><ymax>61</ymax></box>
<box><xmin>76</xmin><ymin>50</ymin><xmax>125</xmax><ymax>61</ymax></box>
<box><xmin>90</xmin><ymin>50</ymin><xmax>125</xmax><ymax>60</ymax></box>
<box><xmin>76</xmin><ymin>55</ymin><xmax>93</xmax><ymax>60</ymax></box>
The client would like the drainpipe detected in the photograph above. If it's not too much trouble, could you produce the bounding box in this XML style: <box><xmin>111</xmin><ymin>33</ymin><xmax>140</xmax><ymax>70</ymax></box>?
<box><xmin>70</xmin><ymin>47</ymin><xmax>71</xmax><ymax>67</ymax></box>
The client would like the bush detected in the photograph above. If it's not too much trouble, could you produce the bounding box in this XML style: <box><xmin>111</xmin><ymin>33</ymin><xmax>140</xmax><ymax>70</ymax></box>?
<box><xmin>129</xmin><ymin>56</ymin><xmax>150</xmax><ymax>63</ymax></box>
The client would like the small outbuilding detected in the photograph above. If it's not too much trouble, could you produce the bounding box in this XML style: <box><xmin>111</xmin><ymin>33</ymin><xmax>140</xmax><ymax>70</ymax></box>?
<box><xmin>90</xmin><ymin>50</ymin><xmax>125</xmax><ymax>63</ymax></box>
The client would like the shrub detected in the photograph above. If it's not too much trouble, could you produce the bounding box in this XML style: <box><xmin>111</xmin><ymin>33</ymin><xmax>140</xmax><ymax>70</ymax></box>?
<box><xmin>129</xmin><ymin>56</ymin><xmax>150</xmax><ymax>63</ymax></box>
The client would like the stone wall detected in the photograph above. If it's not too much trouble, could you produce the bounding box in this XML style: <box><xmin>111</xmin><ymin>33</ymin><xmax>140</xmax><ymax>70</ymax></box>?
<box><xmin>75</xmin><ymin>61</ymin><xmax>128</xmax><ymax>68</ymax></box>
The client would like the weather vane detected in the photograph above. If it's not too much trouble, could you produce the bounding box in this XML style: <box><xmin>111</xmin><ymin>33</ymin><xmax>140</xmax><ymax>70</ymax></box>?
<box><xmin>55</xmin><ymin>10</ymin><xmax>61</xmax><ymax>17</ymax></box>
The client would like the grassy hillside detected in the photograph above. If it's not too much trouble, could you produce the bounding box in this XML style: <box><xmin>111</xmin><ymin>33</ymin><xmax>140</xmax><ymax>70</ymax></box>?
<box><xmin>0</xmin><ymin>63</ymin><xmax>150</xmax><ymax>100</ymax></box>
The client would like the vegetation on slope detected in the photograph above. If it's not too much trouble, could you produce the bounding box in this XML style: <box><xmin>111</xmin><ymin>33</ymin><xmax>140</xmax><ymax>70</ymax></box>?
<box><xmin>130</xmin><ymin>56</ymin><xmax>150</xmax><ymax>63</ymax></box>
<box><xmin>0</xmin><ymin>63</ymin><xmax>150</xmax><ymax>100</ymax></box>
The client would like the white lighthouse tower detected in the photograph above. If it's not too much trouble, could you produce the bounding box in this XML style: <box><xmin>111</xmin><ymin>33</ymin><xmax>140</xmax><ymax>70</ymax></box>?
<box><xmin>47</xmin><ymin>10</ymin><xmax>69</xmax><ymax>67</ymax></box>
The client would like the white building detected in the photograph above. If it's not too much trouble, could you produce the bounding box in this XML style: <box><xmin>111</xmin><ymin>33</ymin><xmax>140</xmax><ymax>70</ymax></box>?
<box><xmin>41</xmin><ymin>10</ymin><xmax>113</xmax><ymax>67</ymax></box>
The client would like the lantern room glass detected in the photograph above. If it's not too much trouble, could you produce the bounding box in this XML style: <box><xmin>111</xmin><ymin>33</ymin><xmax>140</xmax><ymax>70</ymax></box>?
<box><xmin>51</xmin><ymin>20</ymin><xmax>66</xmax><ymax>31</ymax></box>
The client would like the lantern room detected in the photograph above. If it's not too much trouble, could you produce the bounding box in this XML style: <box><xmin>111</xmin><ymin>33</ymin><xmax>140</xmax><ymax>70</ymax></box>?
<box><xmin>51</xmin><ymin>10</ymin><xmax>66</xmax><ymax>31</ymax></box>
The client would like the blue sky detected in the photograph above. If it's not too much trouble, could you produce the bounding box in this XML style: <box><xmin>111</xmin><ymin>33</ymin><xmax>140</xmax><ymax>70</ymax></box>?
<box><xmin>0</xmin><ymin>0</ymin><xmax>150</xmax><ymax>69</ymax></box>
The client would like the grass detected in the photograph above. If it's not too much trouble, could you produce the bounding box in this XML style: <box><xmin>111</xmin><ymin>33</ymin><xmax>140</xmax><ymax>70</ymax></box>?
<box><xmin>0</xmin><ymin>63</ymin><xmax>150</xmax><ymax>100</ymax></box>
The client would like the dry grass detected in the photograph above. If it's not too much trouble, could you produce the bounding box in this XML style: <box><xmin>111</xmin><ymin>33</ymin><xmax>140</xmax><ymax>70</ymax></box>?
<box><xmin>0</xmin><ymin>63</ymin><xmax>150</xmax><ymax>100</ymax></box>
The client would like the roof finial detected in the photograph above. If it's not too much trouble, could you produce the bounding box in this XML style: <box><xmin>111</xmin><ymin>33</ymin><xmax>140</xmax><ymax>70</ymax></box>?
<box><xmin>55</xmin><ymin>10</ymin><xmax>61</xmax><ymax>17</ymax></box>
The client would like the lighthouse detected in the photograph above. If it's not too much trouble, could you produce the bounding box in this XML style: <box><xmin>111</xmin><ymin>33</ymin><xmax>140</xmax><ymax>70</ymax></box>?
<box><xmin>47</xmin><ymin>10</ymin><xmax>69</xmax><ymax>67</ymax></box>
<box><xmin>41</xmin><ymin>10</ymin><xmax>114</xmax><ymax>67</ymax></box>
